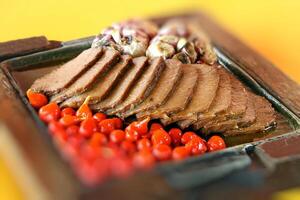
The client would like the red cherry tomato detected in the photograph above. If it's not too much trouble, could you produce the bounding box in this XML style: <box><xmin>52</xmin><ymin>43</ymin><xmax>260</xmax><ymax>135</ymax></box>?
<box><xmin>76</xmin><ymin>158</ymin><xmax>109</xmax><ymax>186</ymax></box>
<box><xmin>185</xmin><ymin>138</ymin><xmax>207</xmax><ymax>155</ymax></box>
<box><xmin>151</xmin><ymin>129</ymin><xmax>171</xmax><ymax>146</ymax></box>
<box><xmin>168</xmin><ymin>128</ymin><xmax>182</xmax><ymax>146</ymax></box>
<box><xmin>129</xmin><ymin>117</ymin><xmax>150</xmax><ymax>136</ymax></box>
<box><xmin>133</xmin><ymin>150</ymin><xmax>155</xmax><ymax>169</ymax></box>
<box><xmin>207</xmin><ymin>136</ymin><xmax>226</xmax><ymax>152</ymax></box>
<box><xmin>79</xmin><ymin>118</ymin><xmax>98</xmax><ymax>138</ymax></box>
<box><xmin>181</xmin><ymin>131</ymin><xmax>199</xmax><ymax>144</ymax></box>
<box><xmin>172</xmin><ymin>146</ymin><xmax>190</xmax><ymax>160</ymax></box>
<box><xmin>144</xmin><ymin>123</ymin><xmax>163</xmax><ymax>139</ymax></box>
<box><xmin>90</xmin><ymin>132</ymin><xmax>107</xmax><ymax>147</ymax></box>
<box><xmin>68</xmin><ymin>134</ymin><xmax>85</xmax><ymax>149</ymax></box>
<box><xmin>125</xmin><ymin>124</ymin><xmax>140</xmax><ymax>142</ymax></box>
<box><xmin>152</xmin><ymin>144</ymin><xmax>172</xmax><ymax>161</ymax></box>
<box><xmin>137</xmin><ymin>138</ymin><xmax>151</xmax><ymax>151</ymax></box>
<box><xmin>149</xmin><ymin>123</ymin><xmax>163</xmax><ymax>133</ymax></box>
<box><xmin>39</xmin><ymin>102</ymin><xmax>61</xmax><ymax>123</ymax></box>
<box><xmin>48</xmin><ymin>120</ymin><xmax>64</xmax><ymax>135</ymax></box>
<box><xmin>111</xmin><ymin>118</ymin><xmax>123</xmax><ymax>129</ymax></box>
<box><xmin>76</xmin><ymin>97</ymin><xmax>92</xmax><ymax>120</ymax></box>
<box><xmin>61</xmin><ymin>107</ymin><xmax>76</xmax><ymax>116</ymax></box>
<box><xmin>66</xmin><ymin>125</ymin><xmax>79</xmax><ymax>136</ymax></box>
<box><xmin>98</xmin><ymin>119</ymin><xmax>116</xmax><ymax>135</ymax></box>
<box><xmin>93</xmin><ymin>113</ymin><xmax>107</xmax><ymax>123</ymax></box>
<box><xmin>110</xmin><ymin>130</ymin><xmax>125</xmax><ymax>143</ymax></box>
<box><xmin>26</xmin><ymin>90</ymin><xmax>48</xmax><ymax>108</ymax></box>
<box><xmin>59</xmin><ymin>115</ymin><xmax>80</xmax><ymax>126</ymax></box>
<box><xmin>120</xmin><ymin>140</ymin><xmax>136</xmax><ymax>155</ymax></box>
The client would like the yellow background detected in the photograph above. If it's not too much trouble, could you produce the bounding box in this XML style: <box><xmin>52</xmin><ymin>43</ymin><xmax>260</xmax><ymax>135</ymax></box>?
<box><xmin>0</xmin><ymin>0</ymin><xmax>300</xmax><ymax>199</ymax></box>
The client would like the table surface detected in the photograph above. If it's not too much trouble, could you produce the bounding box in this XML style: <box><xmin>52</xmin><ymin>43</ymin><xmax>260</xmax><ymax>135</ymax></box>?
<box><xmin>1</xmin><ymin>1</ymin><xmax>300</xmax><ymax>199</ymax></box>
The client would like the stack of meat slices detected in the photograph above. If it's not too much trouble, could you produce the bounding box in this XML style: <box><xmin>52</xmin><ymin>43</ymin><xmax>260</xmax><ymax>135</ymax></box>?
<box><xmin>30</xmin><ymin>47</ymin><xmax>276</xmax><ymax>136</ymax></box>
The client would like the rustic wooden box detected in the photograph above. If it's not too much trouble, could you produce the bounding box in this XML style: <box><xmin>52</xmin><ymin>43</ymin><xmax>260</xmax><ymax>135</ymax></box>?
<box><xmin>1</xmin><ymin>12</ymin><xmax>300</xmax><ymax>200</ymax></box>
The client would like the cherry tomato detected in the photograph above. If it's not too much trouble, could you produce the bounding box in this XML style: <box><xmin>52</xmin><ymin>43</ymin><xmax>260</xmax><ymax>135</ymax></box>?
<box><xmin>76</xmin><ymin>158</ymin><xmax>109</xmax><ymax>186</ymax></box>
<box><xmin>128</xmin><ymin>117</ymin><xmax>150</xmax><ymax>136</ymax></box>
<box><xmin>66</xmin><ymin>125</ymin><xmax>79</xmax><ymax>136</ymax></box>
<box><xmin>111</xmin><ymin>117</ymin><xmax>123</xmax><ymax>129</ymax></box>
<box><xmin>61</xmin><ymin>107</ymin><xmax>76</xmax><ymax>116</ymax></box>
<box><xmin>207</xmin><ymin>136</ymin><xmax>226</xmax><ymax>152</ymax></box>
<box><xmin>53</xmin><ymin>129</ymin><xmax>68</xmax><ymax>144</ymax></box>
<box><xmin>186</xmin><ymin>138</ymin><xmax>207</xmax><ymax>155</ymax></box>
<box><xmin>60</xmin><ymin>142</ymin><xmax>80</xmax><ymax>160</ymax></box>
<box><xmin>98</xmin><ymin>119</ymin><xmax>116</xmax><ymax>135</ymax></box>
<box><xmin>59</xmin><ymin>115</ymin><xmax>80</xmax><ymax>126</ymax></box>
<box><xmin>125</xmin><ymin>124</ymin><xmax>140</xmax><ymax>142</ymax></box>
<box><xmin>149</xmin><ymin>123</ymin><xmax>163</xmax><ymax>133</ymax></box>
<box><xmin>152</xmin><ymin>144</ymin><xmax>172</xmax><ymax>161</ymax></box>
<box><xmin>26</xmin><ymin>90</ymin><xmax>48</xmax><ymax>108</ymax></box>
<box><xmin>120</xmin><ymin>141</ymin><xmax>136</xmax><ymax>155</ymax></box>
<box><xmin>133</xmin><ymin>150</ymin><xmax>155</xmax><ymax>169</ymax></box>
<box><xmin>76</xmin><ymin>97</ymin><xmax>92</xmax><ymax>120</ymax></box>
<box><xmin>48</xmin><ymin>120</ymin><xmax>64</xmax><ymax>135</ymax></box>
<box><xmin>68</xmin><ymin>134</ymin><xmax>85</xmax><ymax>149</ymax></box>
<box><xmin>151</xmin><ymin>129</ymin><xmax>171</xmax><ymax>146</ymax></box>
<box><xmin>80</xmin><ymin>144</ymin><xmax>104</xmax><ymax>161</ymax></box>
<box><xmin>110</xmin><ymin>130</ymin><xmax>125</xmax><ymax>143</ymax></box>
<box><xmin>181</xmin><ymin>131</ymin><xmax>199</xmax><ymax>144</ymax></box>
<box><xmin>172</xmin><ymin>146</ymin><xmax>190</xmax><ymax>160</ymax></box>
<box><xmin>168</xmin><ymin>128</ymin><xmax>182</xmax><ymax>146</ymax></box>
<box><xmin>93</xmin><ymin>112</ymin><xmax>107</xmax><ymax>123</ymax></box>
<box><xmin>39</xmin><ymin>102</ymin><xmax>61</xmax><ymax>122</ymax></box>
<box><xmin>90</xmin><ymin>132</ymin><xmax>107</xmax><ymax>147</ymax></box>
<box><xmin>79</xmin><ymin>118</ymin><xmax>98</xmax><ymax>138</ymax></box>
<box><xmin>137</xmin><ymin>138</ymin><xmax>151</xmax><ymax>151</ymax></box>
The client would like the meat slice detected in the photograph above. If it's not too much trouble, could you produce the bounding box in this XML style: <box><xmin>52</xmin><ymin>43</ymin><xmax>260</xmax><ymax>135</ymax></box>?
<box><xmin>60</xmin><ymin>55</ymin><xmax>131</xmax><ymax>108</ymax></box>
<box><xmin>120</xmin><ymin>59</ymin><xmax>182</xmax><ymax>118</ymax></box>
<box><xmin>236</xmin><ymin>91</ymin><xmax>256</xmax><ymax>127</ymax></box>
<box><xmin>137</xmin><ymin>65</ymin><xmax>198</xmax><ymax>120</ymax></box>
<box><xmin>179</xmin><ymin>68</ymin><xmax>231</xmax><ymax>129</ymax></box>
<box><xmin>224</xmin><ymin>95</ymin><xmax>276</xmax><ymax>136</ymax></box>
<box><xmin>50</xmin><ymin>49</ymin><xmax>120</xmax><ymax>103</ymax></box>
<box><xmin>206</xmin><ymin>91</ymin><xmax>256</xmax><ymax>132</ymax></box>
<box><xmin>202</xmin><ymin>76</ymin><xmax>248</xmax><ymax>131</ymax></box>
<box><xmin>161</xmin><ymin>64</ymin><xmax>219</xmax><ymax>126</ymax></box>
<box><xmin>90</xmin><ymin>57</ymin><xmax>148</xmax><ymax>111</ymax></box>
<box><xmin>106</xmin><ymin>57</ymin><xmax>165</xmax><ymax>116</ymax></box>
<box><xmin>30</xmin><ymin>47</ymin><xmax>103</xmax><ymax>95</ymax></box>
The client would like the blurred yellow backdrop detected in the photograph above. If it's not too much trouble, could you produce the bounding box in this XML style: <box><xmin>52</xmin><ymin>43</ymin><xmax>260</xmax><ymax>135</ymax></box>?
<box><xmin>0</xmin><ymin>0</ymin><xmax>300</xmax><ymax>199</ymax></box>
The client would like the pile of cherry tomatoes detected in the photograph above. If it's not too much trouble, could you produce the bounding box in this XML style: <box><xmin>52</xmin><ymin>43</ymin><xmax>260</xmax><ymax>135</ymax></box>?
<box><xmin>27</xmin><ymin>90</ymin><xmax>226</xmax><ymax>186</ymax></box>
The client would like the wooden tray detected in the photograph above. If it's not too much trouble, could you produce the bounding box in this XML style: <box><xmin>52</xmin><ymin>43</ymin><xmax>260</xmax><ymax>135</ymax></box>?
<box><xmin>1</xmin><ymin>12</ymin><xmax>300</xmax><ymax>200</ymax></box>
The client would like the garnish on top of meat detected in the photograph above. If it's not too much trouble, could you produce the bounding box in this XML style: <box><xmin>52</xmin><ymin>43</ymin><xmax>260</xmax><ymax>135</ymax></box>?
<box><xmin>92</xmin><ymin>19</ymin><xmax>217</xmax><ymax>65</ymax></box>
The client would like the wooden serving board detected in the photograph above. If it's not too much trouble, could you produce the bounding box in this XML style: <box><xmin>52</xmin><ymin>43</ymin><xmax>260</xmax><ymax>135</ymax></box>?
<box><xmin>0</xmin><ymin>12</ymin><xmax>300</xmax><ymax>200</ymax></box>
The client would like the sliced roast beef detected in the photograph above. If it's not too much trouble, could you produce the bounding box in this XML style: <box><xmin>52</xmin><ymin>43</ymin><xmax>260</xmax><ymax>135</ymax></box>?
<box><xmin>137</xmin><ymin>65</ymin><xmax>198</xmax><ymax>120</ymax></box>
<box><xmin>90</xmin><ymin>57</ymin><xmax>148</xmax><ymax>111</ymax></box>
<box><xmin>224</xmin><ymin>95</ymin><xmax>276</xmax><ymax>136</ymax></box>
<box><xmin>120</xmin><ymin>59</ymin><xmax>182</xmax><ymax>118</ymax></box>
<box><xmin>179</xmin><ymin>68</ymin><xmax>231</xmax><ymax>129</ymax></box>
<box><xmin>61</xmin><ymin>55</ymin><xmax>131</xmax><ymax>108</ymax></box>
<box><xmin>50</xmin><ymin>49</ymin><xmax>120</xmax><ymax>103</ymax></box>
<box><xmin>161</xmin><ymin>64</ymin><xmax>219</xmax><ymax>126</ymax></box>
<box><xmin>237</xmin><ymin>91</ymin><xmax>256</xmax><ymax>127</ymax></box>
<box><xmin>30</xmin><ymin>47</ymin><xmax>103</xmax><ymax>95</ymax></box>
<box><xmin>202</xmin><ymin>76</ymin><xmax>247</xmax><ymax>131</ymax></box>
<box><xmin>207</xmin><ymin>91</ymin><xmax>257</xmax><ymax>132</ymax></box>
<box><xmin>106</xmin><ymin>57</ymin><xmax>165</xmax><ymax>116</ymax></box>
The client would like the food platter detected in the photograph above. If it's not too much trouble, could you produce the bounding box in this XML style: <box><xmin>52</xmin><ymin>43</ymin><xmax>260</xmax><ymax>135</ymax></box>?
<box><xmin>1</xmin><ymin>12</ymin><xmax>300</xmax><ymax>200</ymax></box>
